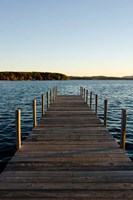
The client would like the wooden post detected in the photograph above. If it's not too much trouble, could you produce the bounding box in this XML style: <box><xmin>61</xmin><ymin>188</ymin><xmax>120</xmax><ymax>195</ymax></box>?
<box><xmin>84</xmin><ymin>88</ymin><xmax>86</xmax><ymax>101</ymax></box>
<box><xmin>80</xmin><ymin>86</ymin><xmax>81</xmax><ymax>96</ymax></box>
<box><xmin>104</xmin><ymin>99</ymin><xmax>107</xmax><ymax>127</ymax></box>
<box><xmin>16</xmin><ymin>109</ymin><xmax>21</xmax><ymax>149</ymax></box>
<box><xmin>55</xmin><ymin>87</ymin><xmax>57</xmax><ymax>98</ymax></box>
<box><xmin>80</xmin><ymin>87</ymin><xmax>83</xmax><ymax>98</ymax></box>
<box><xmin>90</xmin><ymin>92</ymin><xmax>92</xmax><ymax>109</ymax></box>
<box><xmin>56</xmin><ymin>86</ymin><xmax>57</xmax><ymax>97</ymax></box>
<box><xmin>50</xmin><ymin>90</ymin><xmax>52</xmax><ymax>104</ymax></box>
<box><xmin>33</xmin><ymin>99</ymin><xmax>36</xmax><ymax>127</ymax></box>
<box><xmin>82</xmin><ymin>87</ymin><xmax>84</xmax><ymax>99</ymax></box>
<box><xmin>80</xmin><ymin>87</ymin><xmax>83</xmax><ymax>99</ymax></box>
<box><xmin>47</xmin><ymin>92</ymin><xmax>49</xmax><ymax>109</ymax></box>
<box><xmin>86</xmin><ymin>90</ymin><xmax>88</xmax><ymax>104</ymax></box>
<box><xmin>52</xmin><ymin>88</ymin><xmax>54</xmax><ymax>101</ymax></box>
<box><xmin>53</xmin><ymin>87</ymin><xmax>55</xmax><ymax>101</ymax></box>
<box><xmin>42</xmin><ymin>95</ymin><xmax>44</xmax><ymax>116</ymax></box>
<box><xmin>120</xmin><ymin>109</ymin><xmax>127</xmax><ymax>150</ymax></box>
<box><xmin>95</xmin><ymin>94</ymin><xmax>98</xmax><ymax>115</ymax></box>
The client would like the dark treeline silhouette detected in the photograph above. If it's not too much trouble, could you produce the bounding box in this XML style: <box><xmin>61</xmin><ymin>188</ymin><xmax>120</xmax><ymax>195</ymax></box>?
<box><xmin>0</xmin><ymin>72</ymin><xmax>69</xmax><ymax>80</ymax></box>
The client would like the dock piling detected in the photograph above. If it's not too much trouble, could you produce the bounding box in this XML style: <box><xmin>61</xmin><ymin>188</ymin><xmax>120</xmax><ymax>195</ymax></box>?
<box><xmin>47</xmin><ymin>92</ymin><xmax>49</xmax><ymax>109</ymax></box>
<box><xmin>80</xmin><ymin>87</ymin><xmax>83</xmax><ymax>99</ymax></box>
<box><xmin>80</xmin><ymin>86</ymin><xmax>82</xmax><ymax>96</ymax></box>
<box><xmin>33</xmin><ymin>99</ymin><xmax>37</xmax><ymax>127</ymax></box>
<box><xmin>55</xmin><ymin>86</ymin><xmax>58</xmax><ymax>98</ymax></box>
<box><xmin>83</xmin><ymin>88</ymin><xmax>86</xmax><ymax>101</ymax></box>
<box><xmin>104</xmin><ymin>99</ymin><xmax>108</xmax><ymax>127</ymax></box>
<box><xmin>86</xmin><ymin>90</ymin><xmax>88</xmax><ymax>104</ymax></box>
<box><xmin>90</xmin><ymin>92</ymin><xmax>92</xmax><ymax>109</ymax></box>
<box><xmin>42</xmin><ymin>95</ymin><xmax>44</xmax><ymax>116</ymax></box>
<box><xmin>95</xmin><ymin>94</ymin><xmax>98</xmax><ymax>115</ymax></box>
<box><xmin>50</xmin><ymin>90</ymin><xmax>51</xmax><ymax>104</ymax></box>
<box><xmin>120</xmin><ymin>109</ymin><xmax>127</xmax><ymax>150</ymax></box>
<box><xmin>16</xmin><ymin>109</ymin><xmax>21</xmax><ymax>149</ymax></box>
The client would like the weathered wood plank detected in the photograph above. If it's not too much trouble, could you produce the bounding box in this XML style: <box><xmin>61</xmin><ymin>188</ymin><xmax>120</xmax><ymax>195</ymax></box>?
<box><xmin>1</xmin><ymin>182</ymin><xmax>133</xmax><ymax>190</ymax></box>
<box><xmin>5</xmin><ymin>161</ymin><xmax>133</xmax><ymax>172</ymax></box>
<box><xmin>0</xmin><ymin>189</ymin><xmax>133</xmax><ymax>198</ymax></box>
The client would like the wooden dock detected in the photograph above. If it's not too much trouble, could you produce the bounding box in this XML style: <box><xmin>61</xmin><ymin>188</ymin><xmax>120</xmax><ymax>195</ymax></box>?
<box><xmin>0</xmin><ymin>94</ymin><xmax>133</xmax><ymax>199</ymax></box>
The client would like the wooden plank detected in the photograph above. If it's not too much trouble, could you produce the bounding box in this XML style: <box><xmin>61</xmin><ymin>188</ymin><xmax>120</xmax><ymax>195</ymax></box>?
<box><xmin>0</xmin><ymin>189</ymin><xmax>133</xmax><ymax>198</ymax></box>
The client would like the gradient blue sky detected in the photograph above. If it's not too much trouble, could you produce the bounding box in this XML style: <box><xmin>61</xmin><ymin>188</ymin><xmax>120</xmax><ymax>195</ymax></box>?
<box><xmin>0</xmin><ymin>0</ymin><xmax>133</xmax><ymax>76</ymax></box>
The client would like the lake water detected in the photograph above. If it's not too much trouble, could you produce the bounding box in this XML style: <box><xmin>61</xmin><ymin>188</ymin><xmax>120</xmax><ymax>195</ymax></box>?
<box><xmin>0</xmin><ymin>80</ymin><xmax>133</xmax><ymax>170</ymax></box>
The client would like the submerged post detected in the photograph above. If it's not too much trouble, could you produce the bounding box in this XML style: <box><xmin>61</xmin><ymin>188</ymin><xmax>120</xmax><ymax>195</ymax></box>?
<box><xmin>90</xmin><ymin>92</ymin><xmax>92</xmax><ymax>109</ymax></box>
<box><xmin>16</xmin><ymin>109</ymin><xmax>21</xmax><ymax>149</ymax></box>
<box><xmin>42</xmin><ymin>94</ymin><xmax>44</xmax><ymax>116</ymax></box>
<box><xmin>33</xmin><ymin>99</ymin><xmax>37</xmax><ymax>127</ymax></box>
<box><xmin>120</xmin><ymin>109</ymin><xmax>127</xmax><ymax>150</ymax></box>
<box><xmin>95</xmin><ymin>94</ymin><xmax>98</xmax><ymax>115</ymax></box>
<box><xmin>104</xmin><ymin>99</ymin><xmax>107</xmax><ymax>127</ymax></box>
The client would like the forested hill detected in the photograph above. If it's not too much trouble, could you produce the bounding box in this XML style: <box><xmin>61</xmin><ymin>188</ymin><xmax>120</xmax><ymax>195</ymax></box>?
<box><xmin>0</xmin><ymin>72</ymin><xmax>69</xmax><ymax>80</ymax></box>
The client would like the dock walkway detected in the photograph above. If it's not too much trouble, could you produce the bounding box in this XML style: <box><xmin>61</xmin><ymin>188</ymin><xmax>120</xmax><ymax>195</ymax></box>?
<box><xmin>0</xmin><ymin>95</ymin><xmax>133</xmax><ymax>199</ymax></box>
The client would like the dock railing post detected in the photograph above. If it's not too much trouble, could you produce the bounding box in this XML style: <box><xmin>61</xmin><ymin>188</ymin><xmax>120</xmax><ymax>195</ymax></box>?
<box><xmin>81</xmin><ymin>87</ymin><xmax>83</xmax><ymax>99</ymax></box>
<box><xmin>84</xmin><ymin>88</ymin><xmax>86</xmax><ymax>101</ymax></box>
<box><xmin>104</xmin><ymin>99</ymin><xmax>107</xmax><ymax>127</ymax></box>
<box><xmin>55</xmin><ymin>86</ymin><xmax>57</xmax><ymax>98</ymax></box>
<box><xmin>47</xmin><ymin>92</ymin><xmax>49</xmax><ymax>109</ymax></box>
<box><xmin>52</xmin><ymin>88</ymin><xmax>54</xmax><ymax>102</ymax></box>
<box><xmin>33</xmin><ymin>99</ymin><xmax>37</xmax><ymax>127</ymax></box>
<box><xmin>86</xmin><ymin>90</ymin><xmax>88</xmax><ymax>104</ymax></box>
<box><xmin>82</xmin><ymin>87</ymin><xmax>84</xmax><ymax>99</ymax></box>
<box><xmin>50</xmin><ymin>90</ymin><xmax>52</xmax><ymax>104</ymax></box>
<box><xmin>120</xmin><ymin>109</ymin><xmax>127</xmax><ymax>150</ymax></box>
<box><xmin>16</xmin><ymin>109</ymin><xmax>21</xmax><ymax>149</ymax></box>
<box><xmin>42</xmin><ymin>94</ymin><xmax>44</xmax><ymax>116</ymax></box>
<box><xmin>54</xmin><ymin>87</ymin><xmax>55</xmax><ymax>98</ymax></box>
<box><xmin>95</xmin><ymin>94</ymin><xmax>98</xmax><ymax>115</ymax></box>
<box><xmin>52</xmin><ymin>88</ymin><xmax>54</xmax><ymax>101</ymax></box>
<box><xmin>90</xmin><ymin>92</ymin><xmax>92</xmax><ymax>109</ymax></box>
<box><xmin>51</xmin><ymin>89</ymin><xmax>53</xmax><ymax>102</ymax></box>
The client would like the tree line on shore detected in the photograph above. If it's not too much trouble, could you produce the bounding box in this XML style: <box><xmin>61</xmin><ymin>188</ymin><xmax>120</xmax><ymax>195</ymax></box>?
<box><xmin>1</xmin><ymin>72</ymin><xmax>133</xmax><ymax>81</ymax></box>
<box><xmin>0</xmin><ymin>72</ymin><xmax>69</xmax><ymax>80</ymax></box>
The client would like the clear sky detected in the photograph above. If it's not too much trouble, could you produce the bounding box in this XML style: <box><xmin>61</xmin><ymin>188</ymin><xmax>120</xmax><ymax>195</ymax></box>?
<box><xmin>0</xmin><ymin>0</ymin><xmax>133</xmax><ymax>77</ymax></box>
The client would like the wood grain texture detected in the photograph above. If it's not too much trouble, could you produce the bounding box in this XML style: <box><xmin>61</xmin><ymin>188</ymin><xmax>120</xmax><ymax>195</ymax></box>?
<box><xmin>0</xmin><ymin>95</ymin><xmax>133</xmax><ymax>199</ymax></box>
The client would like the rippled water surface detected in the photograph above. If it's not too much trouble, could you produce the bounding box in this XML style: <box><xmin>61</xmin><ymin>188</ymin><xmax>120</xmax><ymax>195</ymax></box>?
<box><xmin>0</xmin><ymin>80</ymin><xmax>133</xmax><ymax>170</ymax></box>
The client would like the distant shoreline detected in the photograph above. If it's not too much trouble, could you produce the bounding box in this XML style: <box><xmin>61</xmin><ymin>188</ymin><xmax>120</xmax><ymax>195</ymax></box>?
<box><xmin>0</xmin><ymin>72</ymin><xmax>133</xmax><ymax>80</ymax></box>
<box><xmin>0</xmin><ymin>72</ymin><xmax>69</xmax><ymax>81</ymax></box>
<box><xmin>69</xmin><ymin>76</ymin><xmax>133</xmax><ymax>80</ymax></box>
